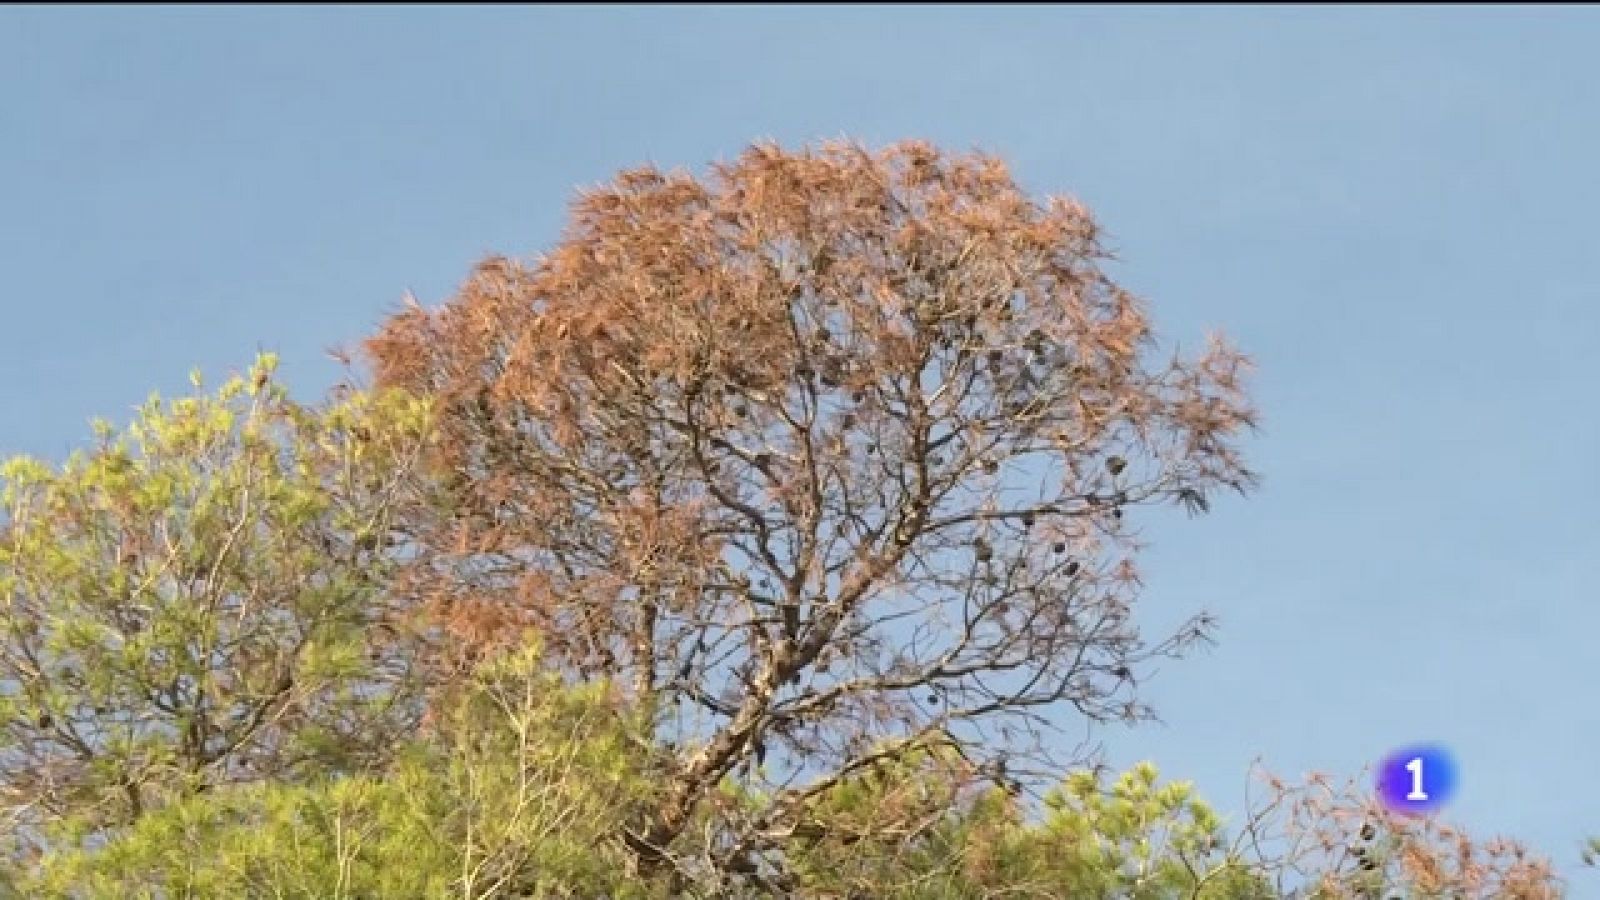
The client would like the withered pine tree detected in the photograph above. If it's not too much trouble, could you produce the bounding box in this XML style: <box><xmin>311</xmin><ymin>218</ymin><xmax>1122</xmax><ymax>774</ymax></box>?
<box><xmin>367</xmin><ymin>140</ymin><xmax>1257</xmax><ymax>886</ymax></box>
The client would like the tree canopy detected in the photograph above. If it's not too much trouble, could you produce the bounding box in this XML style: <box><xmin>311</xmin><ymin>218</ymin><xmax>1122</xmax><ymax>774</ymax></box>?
<box><xmin>0</xmin><ymin>140</ymin><xmax>1574</xmax><ymax>898</ymax></box>
<box><xmin>365</xmin><ymin>140</ymin><xmax>1258</xmax><ymax>882</ymax></box>
<box><xmin>0</xmin><ymin>357</ymin><xmax>434</xmax><ymax>867</ymax></box>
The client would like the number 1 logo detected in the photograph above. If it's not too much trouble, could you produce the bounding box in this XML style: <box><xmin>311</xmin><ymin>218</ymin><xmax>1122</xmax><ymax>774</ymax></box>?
<box><xmin>1378</xmin><ymin>743</ymin><xmax>1457</xmax><ymax>815</ymax></box>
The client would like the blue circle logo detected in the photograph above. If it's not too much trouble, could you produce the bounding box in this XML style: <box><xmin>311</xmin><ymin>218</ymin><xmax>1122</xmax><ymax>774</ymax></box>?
<box><xmin>1375</xmin><ymin>743</ymin><xmax>1458</xmax><ymax>816</ymax></box>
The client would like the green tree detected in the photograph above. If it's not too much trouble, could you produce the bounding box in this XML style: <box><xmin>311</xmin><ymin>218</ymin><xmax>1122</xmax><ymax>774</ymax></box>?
<box><xmin>0</xmin><ymin>356</ymin><xmax>433</xmax><ymax>866</ymax></box>
<box><xmin>22</xmin><ymin>640</ymin><xmax>668</xmax><ymax>900</ymax></box>
<box><xmin>781</xmin><ymin>757</ymin><xmax>1273</xmax><ymax>899</ymax></box>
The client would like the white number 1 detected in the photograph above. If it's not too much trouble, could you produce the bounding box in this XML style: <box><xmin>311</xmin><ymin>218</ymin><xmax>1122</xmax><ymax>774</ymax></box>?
<box><xmin>1405</xmin><ymin>757</ymin><xmax>1429</xmax><ymax>801</ymax></box>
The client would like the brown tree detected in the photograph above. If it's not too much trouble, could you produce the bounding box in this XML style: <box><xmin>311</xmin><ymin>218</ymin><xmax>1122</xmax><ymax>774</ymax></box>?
<box><xmin>365</xmin><ymin>139</ymin><xmax>1257</xmax><ymax>886</ymax></box>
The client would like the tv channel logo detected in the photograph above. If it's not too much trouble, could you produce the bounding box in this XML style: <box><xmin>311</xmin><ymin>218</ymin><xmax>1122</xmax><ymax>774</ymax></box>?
<box><xmin>1375</xmin><ymin>743</ymin><xmax>1458</xmax><ymax>816</ymax></box>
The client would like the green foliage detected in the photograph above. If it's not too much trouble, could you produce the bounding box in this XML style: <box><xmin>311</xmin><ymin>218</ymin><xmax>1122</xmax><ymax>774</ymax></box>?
<box><xmin>784</xmin><ymin>756</ymin><xmax>1272</xmax><ymax>899</ymax></box>
<box><xmin>1019</xmin><ymin>763</ymin><xmax>1272</xmax><ymax>898</ymax></box>
<box><xmin>0</xmin><ymin>356</ymin><xmax>434</xmax><ymax>862</ymax></box>
<box><xmin>22</xmin><ymin>640</ymin><xmax>668</xmax><ymax>900</ymax></box>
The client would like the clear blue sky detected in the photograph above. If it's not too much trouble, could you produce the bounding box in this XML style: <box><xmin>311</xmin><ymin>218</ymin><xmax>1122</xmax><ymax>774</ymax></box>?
<box><xmin>4</xmin><ymin>5</ymin><xmax>1597</xmax><ymax>887</ymax></box>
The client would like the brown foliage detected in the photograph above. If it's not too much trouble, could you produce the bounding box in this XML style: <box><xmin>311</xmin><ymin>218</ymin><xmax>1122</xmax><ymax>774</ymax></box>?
<box><xmin>1242</xmin><ymin>766</ymin><xmax>1562</xmax><ymax>899</ymax></box>
<box><xmin>365</xmin><ymin>139</ymin><xmax>1257</xmax><ymax>878</ymax></box>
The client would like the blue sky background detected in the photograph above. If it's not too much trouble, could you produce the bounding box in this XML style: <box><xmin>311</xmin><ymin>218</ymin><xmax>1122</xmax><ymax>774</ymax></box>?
<box><xmin>4</xmin><ymin>5</ymin><xmax>1597</xmax><ymax>887</ymax></box>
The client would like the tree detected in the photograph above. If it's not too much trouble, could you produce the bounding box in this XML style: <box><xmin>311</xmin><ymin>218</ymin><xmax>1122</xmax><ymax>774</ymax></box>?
<box><xmin>0</xmin><ymin>356</ymin><xmax>434</xmax><ymax>867</ymax></box>
<box><xmin>781</xmin><ymin>758</ymin><xmax>1274</xmax><ymax>898</ymax></box>
<box><xmin>21</xmin><ymin>640</ymin><xmax>668</xmax><ymax>900</ymax></box>
<box><xmin>779</xmin><ymin>760</ymin><xmax>1570</xmax><ymax>900</ymax></box>
<box><xmin>1237</xmin><ymin>766</ymin><xmax>1562</xmax><ymax>900</ymax></box>
<box><xmin>0</xmin><ymin>141</ymin><xmax>1578</xmax><ymax>897</ymax></box>
<box><xmin>365</xmin><ymin>139</ymin><xmax>1259</xmax><ymax>886</ymax></box>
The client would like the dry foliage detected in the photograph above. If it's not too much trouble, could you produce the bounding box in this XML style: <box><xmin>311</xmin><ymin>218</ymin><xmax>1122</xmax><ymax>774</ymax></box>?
<box><xmin>365</xmin><ymin>139</ymin><xmax>1257</xmax><ymax>881</ymax></box>
<box><xmin>1238</xmin><ymin>766</ymin><xmax>1563</xmax><ymax>899</ymax></box>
